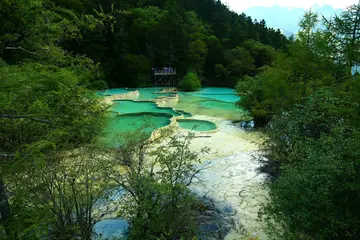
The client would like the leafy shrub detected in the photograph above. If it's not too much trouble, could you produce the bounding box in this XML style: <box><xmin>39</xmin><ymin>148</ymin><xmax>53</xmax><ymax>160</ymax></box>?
<box><xmin>178</xmin><ymin>71</ymin><xmax>201</xmax><ymax>91</ymax></box>
<box><xmin>104</xmin><ymin>125</ymin><xmax>209</xmax><ymax>239</ymax></box>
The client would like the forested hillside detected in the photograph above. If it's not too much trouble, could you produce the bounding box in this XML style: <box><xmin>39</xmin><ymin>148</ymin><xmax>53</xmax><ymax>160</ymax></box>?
<box><xmin>1</xmin><ymin>0</ymin><xmax>288</xmax><ymax>88</ymax></box>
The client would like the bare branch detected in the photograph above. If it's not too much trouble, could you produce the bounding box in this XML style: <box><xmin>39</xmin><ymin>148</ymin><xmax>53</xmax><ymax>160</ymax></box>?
<box><xmin>5</xmin><ymin>46</ymin><xmax>37</xmax><ymax>55</ymax></box>
<box><xmin>0</xmin><ymin>114</ymin><xmax>51</xmax><ymax>124</ymax></box>
<box><xmin>186</xmin><ymin>168</ymin><xmax>202</xmax><ymax>187</ymax></box>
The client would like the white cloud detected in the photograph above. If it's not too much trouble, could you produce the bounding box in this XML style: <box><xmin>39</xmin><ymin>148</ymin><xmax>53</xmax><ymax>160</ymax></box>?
<box><xmin>224</xmin><ymin>0</ymin><xmax>358</xmax><ymax>12</ymax></box>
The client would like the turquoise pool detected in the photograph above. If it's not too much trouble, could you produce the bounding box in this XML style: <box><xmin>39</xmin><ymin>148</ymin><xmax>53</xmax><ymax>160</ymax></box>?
<box><xmin>110</xmin><ymin>100</ymin><xmax>182</xmax><ymax>116</ymax></box>
<box><xmin>198</xmin><ymin>99</ymin><xmax>241</xmax><ymax>111</ymax></box>
<box><xmin>137</xmin><ymin>87</ymin><xmax>175</xmax><ymax>100</ymax></box>
<box><xmin>178</xmin><ymin>119</ymin><xmax>217</xmax><ymax>132</ymax></box>
<box><xmin>165</xmin><ymin>94</ymin><xmax>246</xmax><ymax>120</ymax></box>
<box><xmin>103</xmin><ymin>113</ymin><xmax>171</xmax><ymax>145</ymax></box>
<box><xmin>99</xmin><ymin>87</ymin><xmax>174</xmax><ymax>100</ymax></box>
<box><xmin>99</xmin><ymin>87</ymin><xmax>239</xmax><ymax>103</ymax></box>
<box><xmin>99</xmin><ymin>87</ymin><xmax>246</xmax><ymax>144</ymax></box>
<box><xmin>98</xmin><ymin>88</ymin><xmax>132</xmax><ymax>96</ymax></box>
<box><xmin>94</xmin><ymin>219</ymin><xmax>128</xmax><ymax>239</ymax></box>
<box><xmin>180</xmin><ymin>88</ymin><xmax>240</xmax><ymax>103</ymax></box>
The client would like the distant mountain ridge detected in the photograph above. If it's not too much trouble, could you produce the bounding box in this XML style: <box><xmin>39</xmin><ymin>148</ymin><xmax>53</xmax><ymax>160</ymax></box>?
<box><xmin>245</xmin><ymin>5</ymin><xmax>344</xmax><ymax>37</ymax></box>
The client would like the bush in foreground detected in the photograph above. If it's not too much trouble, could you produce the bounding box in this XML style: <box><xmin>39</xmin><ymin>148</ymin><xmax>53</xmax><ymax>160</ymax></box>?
<box><xmin>103</xmin><ymin>123</ymin><xmax>209</xmax><ymax>239</ymax></box>
<box><xmin>262</xmin><ymin>88</ymin><xmax>360</xmax><ymax>239</ymax></box>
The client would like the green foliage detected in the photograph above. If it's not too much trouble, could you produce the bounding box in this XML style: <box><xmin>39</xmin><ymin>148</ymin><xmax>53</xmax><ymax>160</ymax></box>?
<box><xmin>243</xmin><ymin>39</ymin><xmax>277</xmax><ymax>69</ymax></box>
<box><xmin>0</xmin><ymin>0</ymin><xmax>83</xmax><ymax>60</ymax></box>
<box><xmin>124</xmin><ymin>53</ymin><xmax>151</xmax><ymax>87</ymax></box>
<box><xmin>250</xmin><ymin>6</ymin><xmax>360</xmax><ymax>240</ymax></box>
<box><xmin>132</xmin><ymin>6</ymin><xmax>167</xmax><ymax>30</ymax></box>
<box><xmin>0</xmin><ymin>40</ymin><xmax>107</xmax><ymax>239</ymax></box>
<box><xmin>323</xmin><ymin>4</ymin><xmax>360</xmax><ymax>70</ymax></box>
<box><xmin>178</xmin><ymin>71</ymin><xmax>201</xmax><ymax>91</ymax></box>
<box><xmin>5</xmin><ymin>146</ymin><xmax>109</xmax><ymax>239</ymax></box>
<box><xmin>187</xmin><ymin>39</ymin><xmax>208</xmax><ymax>74</ymax></box>
<box><xmin>298</xmin><ymin>10</ymin><xmax>319</xmax><ymax>49</ymax></box>
<box><xmin>217</xmin><ymin>40</ymin><xmax>278</xmax><ymax>88</ymax></box>
<box><xmin>185</xmin><ymin>11</ymin><xmax>209</xmax><ymax>41</ymax></box>
<box><xmin>263</xmin><ymin>88</ymin><xmax>360</xmax><ymax>239</ymax></box>
<box><xmin>224</xmin><ymin>46</ymin><xmax>255</xmax><ymax>76</ymax></box>
<box><xmin>0</xmin><ymin>62</ymin><xmax>107</xmax><ymax>153</ymax></box>
<box><xmin>204</xmin><ymin>35</ymin><xmax>224</xmax><ymax>85</ymax></box>
<box><xmin>236</xmin><ymin>43</ymin><xmax>339</xmax><ymax>125</ymax></box>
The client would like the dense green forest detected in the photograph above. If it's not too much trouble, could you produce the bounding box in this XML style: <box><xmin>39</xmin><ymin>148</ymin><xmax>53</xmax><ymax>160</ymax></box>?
<box><xmin>1</xmin><ymin>0</ymin><xmax>288</xmax><ymax>88</ymax></box>
<box><xmin>1</xmin><ymin>0</ymin><xmax>360</xmax><ymax>239</ymax></box>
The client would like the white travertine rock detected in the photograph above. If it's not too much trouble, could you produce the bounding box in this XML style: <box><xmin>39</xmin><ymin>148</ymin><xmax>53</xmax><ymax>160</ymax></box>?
<box><xmin>181</xmin><ymin>115</ymin><xmax>269</xmax><ymax>239</ymax></box>
<box><xmin>103</xmin><ymin>90</ymin><xmax>140</xmax><ymax>105</ymax></box>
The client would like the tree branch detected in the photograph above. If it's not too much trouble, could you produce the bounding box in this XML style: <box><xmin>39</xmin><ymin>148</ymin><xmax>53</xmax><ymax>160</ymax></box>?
<box><xmin>0</xmin><ymin>114</ymin><xmax>51</xmax><ymax>124</ymax></box>
<box><xmin>5</xmin><ymin>46</ymin><xmax>37</xmax><ymax>55</ymax></box>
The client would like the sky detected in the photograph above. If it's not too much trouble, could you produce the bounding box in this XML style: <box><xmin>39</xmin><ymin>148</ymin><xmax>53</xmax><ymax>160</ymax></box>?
<box><xmin>224</xmin><ymin>0</ymin><xmax>358</xmax><ymax>12</ymax></box>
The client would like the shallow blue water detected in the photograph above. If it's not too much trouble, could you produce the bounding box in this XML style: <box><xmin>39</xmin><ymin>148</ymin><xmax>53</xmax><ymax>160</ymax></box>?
<box><xmin>137</xmin><ymin>87</ymin><xmax>175</xmax><ymax>100</ymax></box>
<box><xmin>180</xmin><ymin>88</ymin><xmax>240</xmax><ymax>103</ymax></box>
<box><xmin>178</xmin><ymin>119</ymin><xmax>217</xmax><ymax>132</ymax></box>
<box><xmin>110</xmin><ymin>100</ymin><xmax>181</xmax><ymax>116</ymax></box>
<box><xmin>99</xmin><ymin>88</ymin><xmax>132</xmax><ymax>96</ymax></box>
<box><xmin>103</xmin><ymin>114</ymin><xmax>171</xmax><ymax>146</ymax></box>
<box><xmin>98</xmin><ymin>87</ymin><xmax>239</xmax><ymax>103</ymax></box>
<box><xmin>93</xmin><ymin>219</ymin><xmax>129</xmax><ymax>239</ymax></box>
<box><xmin>101</xmin><ymin>87</ymin><xmax>174</xmax><ymax>100</ymax></box>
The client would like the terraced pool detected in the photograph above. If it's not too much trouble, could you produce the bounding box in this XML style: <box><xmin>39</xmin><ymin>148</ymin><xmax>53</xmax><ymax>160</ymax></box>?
<box><xmin>110</xmin><ymin>100</ymin><xmax>182</xmax><ymax>116</ymax></box>
<box><xmin>168</xmin><ymin>88</ymin><xmax>246</xmax><ymax>121</ymax></box>
<box><xmin>100</xmin><ymin>87</ymin><xmax>246</xmax><ymax>144</ymax></box>
<box><xmin>178</xmin><ymin>119</ymin><xmax>217</xmax><ymax>132</ymax></box>
<box><xmin>103</xmin><ymin>113</ymin><xmax>171</xmax><ymax>145</ymax></box>
<box><xmin>181</xmin><ymin>87</ymin><xmax>240</xmax><ymax>103</ymax></box>
<box><xmin>165</xmin><ymin>96</ymin><xmax>245</xmax><ymax>121</ymax></box>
